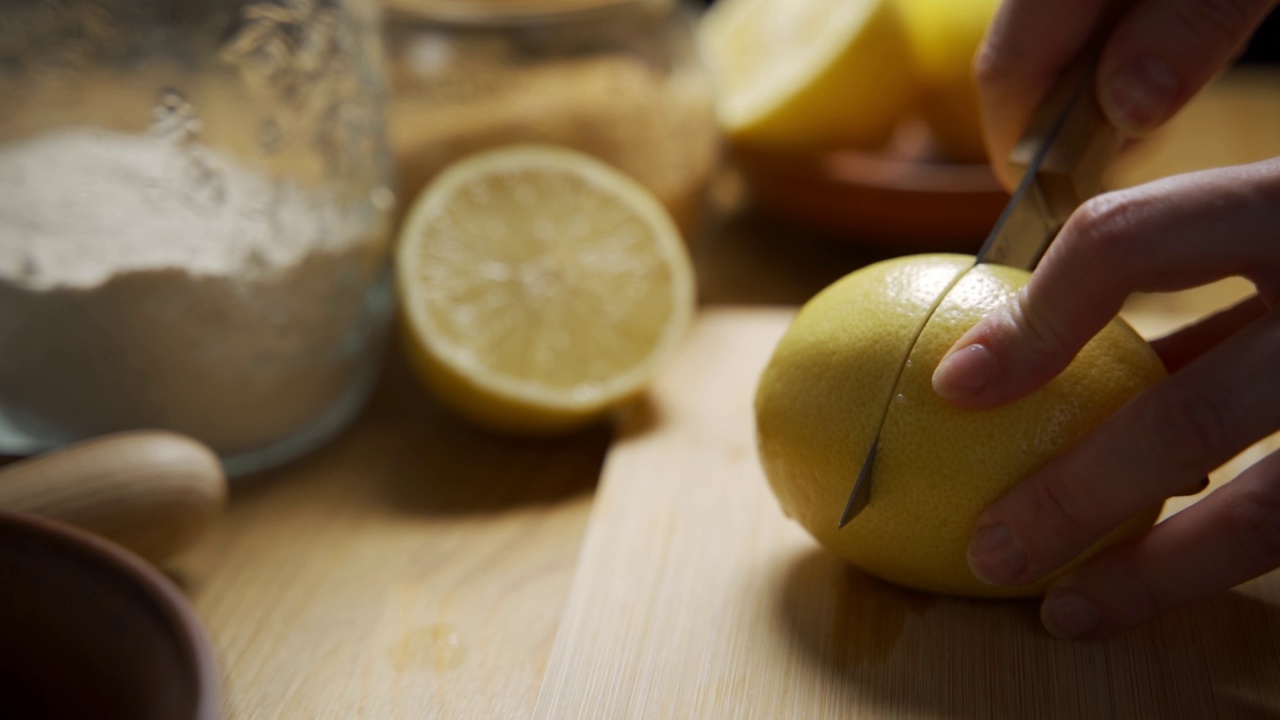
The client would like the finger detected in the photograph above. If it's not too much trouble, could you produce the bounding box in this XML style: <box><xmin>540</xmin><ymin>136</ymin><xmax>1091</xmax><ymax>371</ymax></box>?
<box><xmin>1097</xmin><ymin>0</ymin><xmax>1279</xmax><ymax>134</ymax></box>
<box><xmin>1150</xmin><ymin>295</ymin><xmax>1270</xmax><ymax>373</ymax></box>
<box><xmin>974</xmin><ymin>0</ymin><xmax>1110</xmax><ymax>188</ymax></box>
<box><xmin>1039</xmin><ymin>447</ymin><xmax>1280</xmax><ymax>639</ymax></box>
<box><xmin>933</xmin><ymin>158</ymin><xmax>1280</xmax><ymax>409</ymax></box>
<box><xmin>966</xmin><ymin>311</ymin><xmax>1280</xmax><ymax>587</ymax></box>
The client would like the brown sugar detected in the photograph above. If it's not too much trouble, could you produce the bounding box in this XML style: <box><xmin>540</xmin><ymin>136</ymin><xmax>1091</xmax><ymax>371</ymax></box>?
<box><xmin>386</xmin><ymin>27</ymin><xmax>721</xmax><ymax>241</ymax></box>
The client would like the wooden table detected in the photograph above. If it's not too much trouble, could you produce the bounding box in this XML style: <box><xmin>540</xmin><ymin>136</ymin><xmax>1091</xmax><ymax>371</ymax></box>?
<box><xmin>175</xmin><ymin>68</ymin><xmax>1280</xmax><ymax>719</ymax></box>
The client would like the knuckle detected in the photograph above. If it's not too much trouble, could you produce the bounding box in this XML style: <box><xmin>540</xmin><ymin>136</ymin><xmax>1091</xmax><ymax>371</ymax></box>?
<box><xmin>1225</xmin><ymin>483</ymin><xmax>1280</xmax><ymax>571</ymax></box>
<box><xmin>1176</xmin><ymin>0</ymin><xmax>1261</xmax><ymax>49</ymax></box>
<box><xmin>1009</xmin><ymin>287</ymin><xmax>1070</xmax><ymax>364</ymax></box>
<box><xmin>1067</xmin><ymin>194</ymin><xmax>1141</xmax><ymax>266</ymax></box>
<box><xmin>1031</xmin><ymin>469</ymin><xmax>1103</xmax><ymax>540</ymax></box>
<box><xmin>972</xmin><ymin>41</ymin><xmax>1011</xmax><ymax>88</ymax></box>
<box><xmin>1246</xmin><ymin>157</ymin><xmax>1280</xmax><ymax>211</ymax></box>
<box><xmin>1143</xmin><ymin>387</ymin><xmax>1232</xmax><ymax>470</ymax></box>
<box><xmin>1125</xmin><ymin>566</ymin><xmax>1168</xmax><ymax>616</ymax></box>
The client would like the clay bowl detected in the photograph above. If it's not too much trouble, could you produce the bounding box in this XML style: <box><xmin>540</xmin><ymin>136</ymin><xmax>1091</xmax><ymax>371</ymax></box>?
<box><xmin>732</xmin><ymin>120</ymin><xmax>1010</xmax><ymax>251</ymax></box>
<box><xmin>0</xmin><ymin>509</ymin><xmax>218</xmax><ymax>720</ymax></box>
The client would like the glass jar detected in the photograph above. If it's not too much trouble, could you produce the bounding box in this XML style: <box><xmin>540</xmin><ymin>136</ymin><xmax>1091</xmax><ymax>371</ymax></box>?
<box><xmin>0</xmin><ymin>0</ymin><xmax>396</xmax><ymax>475</ymax></box>
<box><xmin>383</xmin><ymin>0</ymin><xmax>720</xmax><ymax>242</ymax></box>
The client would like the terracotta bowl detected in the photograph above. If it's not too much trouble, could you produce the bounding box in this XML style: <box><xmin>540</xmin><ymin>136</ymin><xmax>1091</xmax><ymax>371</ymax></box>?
<box><xmin>0</xmin><ymin>509</ymin><xmax>219</xmax><ymax>720</ymax></box>
<box><xmin>732</xmin><ymin>121</ymin><xmax>1010</xmax><ymax>250</ymax></box>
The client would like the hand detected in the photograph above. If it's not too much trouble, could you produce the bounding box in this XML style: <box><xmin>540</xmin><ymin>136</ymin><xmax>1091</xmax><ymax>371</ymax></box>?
<box><xmin>976</xmin><ymin>0</ymin><xmax>1277</xmax><ymax>189</ymax></box>
<box><xmin>932</xmin><ymin>158</ymin><xmax>1280</xmax><ymax>638</ymax></box>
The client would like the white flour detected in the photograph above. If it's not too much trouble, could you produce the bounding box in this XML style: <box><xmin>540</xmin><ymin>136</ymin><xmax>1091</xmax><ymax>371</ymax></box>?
<box><xmin>0</xmin><ymin>128</ymin><xmax>391</xmax><ymax>457</ymax></box>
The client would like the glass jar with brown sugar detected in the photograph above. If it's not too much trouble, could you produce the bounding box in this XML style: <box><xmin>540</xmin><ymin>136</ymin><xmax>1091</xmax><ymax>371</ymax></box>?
<box><xmin>383</xmin><ymin>0</ymin><xmax>721</xmax><ymax>242</ymax></box>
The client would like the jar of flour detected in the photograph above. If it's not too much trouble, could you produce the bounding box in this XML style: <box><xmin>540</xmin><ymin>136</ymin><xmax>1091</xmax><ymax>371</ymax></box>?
<box><xmin>0</xmin><ymin>0</ymin><xmax>397</xmax><ymax>475</ymax></box>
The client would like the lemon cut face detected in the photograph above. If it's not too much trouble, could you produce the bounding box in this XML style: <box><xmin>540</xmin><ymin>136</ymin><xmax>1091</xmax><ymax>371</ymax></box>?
<box><xmin>396</xmin><ymin>144</ymin><xmax>695</xmax><ymax>434</ymax></box>
<box><xmin>699</xmin><ymin>0</ymin><xmax>914</xmax><ymax>152</ymax></box>
<box><xmin>754</xmin><ymin>254</ymin><xmax>1167</xmax><ymax>597</ymax></box>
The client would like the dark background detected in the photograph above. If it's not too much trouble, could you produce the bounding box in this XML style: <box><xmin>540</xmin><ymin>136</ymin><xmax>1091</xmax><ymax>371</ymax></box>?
<box><xmin>1242</xmin><ymin>9</ymin><xmax>1280</xmax><ymax>63</ymax></box>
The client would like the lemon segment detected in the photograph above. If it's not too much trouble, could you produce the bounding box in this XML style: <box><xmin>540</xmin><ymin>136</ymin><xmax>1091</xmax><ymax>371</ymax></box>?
<box><xmin>755</xmin><ymin>254</ymin><xmax>1167</xmax><ymax>597</ymax></box>
<box><xmin>396</xmin><ymin>144</ymin><xmax>695</xmax><ymax>435</ymax></box>
<box><xmin>699</xmin><ymin>0</ymin><xmax>915</xmax><ymax>152</ymax></box>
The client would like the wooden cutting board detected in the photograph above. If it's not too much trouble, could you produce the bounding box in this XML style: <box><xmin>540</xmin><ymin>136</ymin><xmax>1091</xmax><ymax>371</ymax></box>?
<box><xmin>531</xmin><ymin>307</ymin><xmax>1280</xmax><ymax>720</ymax></box>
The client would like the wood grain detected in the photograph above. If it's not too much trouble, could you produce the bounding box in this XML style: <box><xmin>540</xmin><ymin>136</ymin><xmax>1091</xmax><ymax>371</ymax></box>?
<box><xmin>174</xmin><ymin>355</ymin><xmax>608</xmax><ymax>720</ymax></box>
<box><xmin>532</xmin><ymin>309</ymin><xmax>1280</xmax><ymax>720</ymax></box>
<box><xmin>177</xmin><ymin>68</ymin><xmax>1280</xmax><ymax>719</ymax></box>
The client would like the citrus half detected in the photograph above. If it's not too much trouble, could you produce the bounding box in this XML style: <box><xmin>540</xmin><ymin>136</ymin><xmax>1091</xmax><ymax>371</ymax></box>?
<box><xmin>698</xmin><ymin>0</ymin><xmax>915</xmax><ymax>152</ymax></box>
<box><xmin>396</xmin><ymin>144</ymin><xmax>695</xmax><ymax>434</ymax></box>
<box><xmin>897</xmin><ymin>0</ymin><xmax>999</xmax><ymax>162</ymax></box>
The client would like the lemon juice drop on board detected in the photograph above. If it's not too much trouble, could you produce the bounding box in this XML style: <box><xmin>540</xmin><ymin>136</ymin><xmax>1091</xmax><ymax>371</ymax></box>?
<box><xmin>754</xmin><ymin>255</ymin><xmax>1167</xmax><ymax>597</ymax></box>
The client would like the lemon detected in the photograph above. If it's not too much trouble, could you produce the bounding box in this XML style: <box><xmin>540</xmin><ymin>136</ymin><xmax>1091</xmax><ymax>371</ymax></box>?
<box><xmin>754</xmin><ymin>254</ymin><xmax>1166</xmax><ymax>597</ymax></box>
<box><xmin>897</xmin><ymin>0</ymin><xmax>999</xmax><ymax>162</ymax></box>
<box><xmin>698</xmin><ymin>0</ymin><xmax>915</xmax><ymax>152</ymax></box>
<box><xmin>396</xmin><ymin>144</ymin><xmax>696</xmax><ymax>435</ymax></box>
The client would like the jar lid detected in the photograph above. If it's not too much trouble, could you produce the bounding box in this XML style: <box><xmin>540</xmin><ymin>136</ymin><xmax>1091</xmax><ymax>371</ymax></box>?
<box><xmin>382</xmin><ymin>0</ymin><xmax>668</xmax><ymax>24</ymax></box>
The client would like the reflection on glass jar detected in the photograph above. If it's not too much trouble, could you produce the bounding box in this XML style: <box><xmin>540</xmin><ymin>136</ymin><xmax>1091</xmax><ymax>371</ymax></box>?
<box><xmin>384</xmin><ymin>0</ymin><xmax>721</xmax><ymax>241</ymax></box>
<box><xmin>0</xmin><ymin>0</ymin><xmax>396</xmax><ymax>475</ymax></box>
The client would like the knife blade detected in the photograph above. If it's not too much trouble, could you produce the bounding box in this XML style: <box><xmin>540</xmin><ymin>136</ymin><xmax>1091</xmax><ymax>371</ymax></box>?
<box><xmin>836</xmin><ymin>35</ymin><xmax>1125</xmax><ymax>530</ymax></box>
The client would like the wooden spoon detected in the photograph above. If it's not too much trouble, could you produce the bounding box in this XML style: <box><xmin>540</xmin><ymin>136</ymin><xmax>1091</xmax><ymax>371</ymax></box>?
<box><xmin>0</xmin><ymin>431</ymin><xmax>227</xmax><ymax>564</ymax></box>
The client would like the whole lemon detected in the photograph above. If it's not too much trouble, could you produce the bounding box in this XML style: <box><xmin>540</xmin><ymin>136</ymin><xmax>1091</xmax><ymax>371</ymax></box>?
<box><xmin>754</xmin><ymin>254</ymin><xmax>1166</xmax><ymax>597</ymax></box>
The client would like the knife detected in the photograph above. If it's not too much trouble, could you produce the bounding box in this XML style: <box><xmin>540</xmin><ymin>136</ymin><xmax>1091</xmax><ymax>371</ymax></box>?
<box><xmin>837</xmin><ymin>36</ymin><xmax>1125</xmax><ymax>529</ymax></box>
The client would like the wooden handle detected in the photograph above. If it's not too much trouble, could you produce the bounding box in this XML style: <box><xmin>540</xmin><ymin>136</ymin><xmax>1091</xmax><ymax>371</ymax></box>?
<box><xmin>1008</xmin><ymin>1</ymin><xmax>1132</xmax><ymax>222</ymax></box>
<box><xmin>1009</xmin><ymin>60</ymin><xmax>1123</xmax><ymax>224</ymax></box>
<box><xmin>0</xmin><ymin>431</ymin><xmax>227</xmax><ymax>564</ymax></box>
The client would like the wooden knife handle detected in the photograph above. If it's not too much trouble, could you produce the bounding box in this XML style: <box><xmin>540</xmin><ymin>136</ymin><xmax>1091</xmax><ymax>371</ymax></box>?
<box><xmin>0</xmin><ymin>431</ymin><xmax>227</xmax><ymax>564</ymax></box>
<box><xmin>1007</xmin><ymin>1</ymin><xmax>1132</xmax><ymax>223</ymax></box>
<box><xmin>1009</xmin><ymin>61</ymin><xmax>1123</xmax><ymax>224</ymax></box>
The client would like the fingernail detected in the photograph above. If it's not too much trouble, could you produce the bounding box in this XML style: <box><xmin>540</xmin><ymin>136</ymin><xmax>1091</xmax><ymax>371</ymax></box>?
<box><xmin>968</xmin><ymin>523</ymin><xmax>1026</xmax><ymax>585</ymax></box>
<box><xmin>933</xmin><ymin>344</ymin><xmax>995</xmax><ymax>400</ymax></box>
<box><xmin>1103</xmin><ymin>57</ymin><xmax>1180</xmax><ymax>134</ymax></box>
<box><xmin>1042</xmin><ymin>591</ymin><xmax>1102</xmax><ymax>639</ymax></box>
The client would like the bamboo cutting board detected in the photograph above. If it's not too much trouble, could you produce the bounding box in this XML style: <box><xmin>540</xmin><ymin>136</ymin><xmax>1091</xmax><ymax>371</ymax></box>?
<box><xmin>531</xmin><ymin>307</ymin><xmax>1280</xmax><ymax>720</ymax></box>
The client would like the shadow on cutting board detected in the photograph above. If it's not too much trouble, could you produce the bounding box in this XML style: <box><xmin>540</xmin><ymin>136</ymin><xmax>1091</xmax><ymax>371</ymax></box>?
<box><xmin>231</xmin><ymin>342</ymin><xmax>609</xmax><ymax>518</ymax></box>
<box><xmin>775</xmin><ymin>549</ymin><xmax>1280</xmax><ymax>719</ymax></box>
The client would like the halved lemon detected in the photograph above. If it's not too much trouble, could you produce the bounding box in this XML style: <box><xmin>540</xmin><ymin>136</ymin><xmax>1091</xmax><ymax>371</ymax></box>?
<box><xmin>395</xmin><ymin>144</ymin><xmax>696</xmax><ymax>435</ymax></box>
<box><xmin>897</xmin><ymin>0</ymin><xmax>1000</xmax><ymax>162</ymax></box>
<box><xmin>698</xmin><ymin>0</ymin><xmax>915</xmax><ymax>152</ymax></box>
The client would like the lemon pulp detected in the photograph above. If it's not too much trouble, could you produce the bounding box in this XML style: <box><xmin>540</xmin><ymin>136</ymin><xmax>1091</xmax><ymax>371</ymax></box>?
<box><xmin>396</xmin><ymin>144</ymin><xmax>695</xmax><ymax>434</ymax></box>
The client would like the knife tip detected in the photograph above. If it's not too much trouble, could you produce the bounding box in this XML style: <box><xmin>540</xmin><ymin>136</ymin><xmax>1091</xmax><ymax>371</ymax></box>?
<box><xmin>837</xmin><ymin>441</ymin><xmax>877</xmax><ymax>529</ymax></box>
